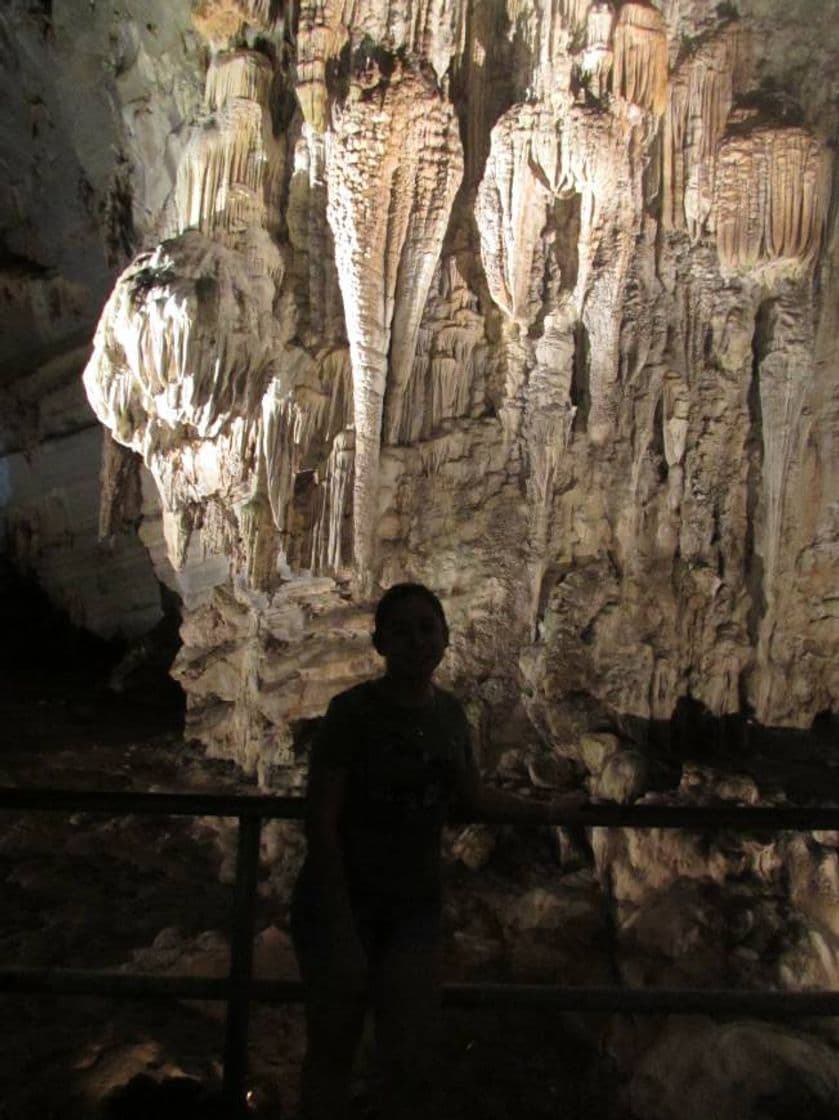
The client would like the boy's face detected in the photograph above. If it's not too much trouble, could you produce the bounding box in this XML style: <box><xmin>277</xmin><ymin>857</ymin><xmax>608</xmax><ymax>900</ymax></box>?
<box><xmin>375</xmin><ymin>596</ymin><xmax>448</xmax><ymax>681</ymax></box>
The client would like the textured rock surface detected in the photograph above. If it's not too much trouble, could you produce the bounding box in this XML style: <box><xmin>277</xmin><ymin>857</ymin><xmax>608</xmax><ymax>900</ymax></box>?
<box><xmin>2</xmin><ymin>2</ymin><xmax>839</xmax><ymax>1113</ymax></box>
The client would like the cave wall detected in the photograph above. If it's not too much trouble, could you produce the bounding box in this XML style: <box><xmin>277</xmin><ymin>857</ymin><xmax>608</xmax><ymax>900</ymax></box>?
<box><xmin>2</xmin><ymin>5</ymin><xmax>839</xmax><ymax>1114</ymax></box>
<box><xmin>1</xmin><ymin>0</ymin><xmax>837</xmax><ymax>760</ymax></box>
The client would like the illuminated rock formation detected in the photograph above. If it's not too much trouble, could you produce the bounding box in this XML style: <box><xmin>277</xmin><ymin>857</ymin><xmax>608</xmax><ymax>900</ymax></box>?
<box><xmin>714</xmin><ymin>124</ymin><xmax>831</xmax><ymax>276</ymax></box>
<box><xmin>19</xmin><ymin>0</ymin><xmax>826</xmax><ymax>760</ymax></box>
<box><xmin>611</xmin><ymin>0</ymin><xmax>667</xmax><ymax>115</ymax></box>
<box><xmin>325</xmin><ymin>65</ymin><xmax>463</xmax><ymax>578</ymax></box>
<box><xmin>662</xmin><ymin>20</ymin><xmax>751</xmax><ymax>236</ymax></box>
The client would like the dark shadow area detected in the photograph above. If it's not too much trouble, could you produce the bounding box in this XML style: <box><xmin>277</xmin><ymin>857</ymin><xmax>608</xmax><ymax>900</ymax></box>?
<box><xmin>0</xmin><ymin>555</ymin><xmax>185</xmax><ymax>748</ymax></box>
<box><xmin>104</xmin><ymin>1074</ymin><xmax>227</xmax><ymax>1120</ymax></box>
<box><xmin>609</xmin><ymin>693</ymin><xmax>839</xmax><ymax>802</ymax></box>
<box><xmin>570</xmin><ymin>321</ymin><xmax>591</xmax><ymax>434</ymax></box>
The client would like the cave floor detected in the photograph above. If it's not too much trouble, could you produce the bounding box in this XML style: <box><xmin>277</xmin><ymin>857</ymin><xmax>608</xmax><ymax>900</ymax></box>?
<box><xmin>0</xmin><ymin>669</ymin><xmax>631</xmax><ymax>1120</ymax></box>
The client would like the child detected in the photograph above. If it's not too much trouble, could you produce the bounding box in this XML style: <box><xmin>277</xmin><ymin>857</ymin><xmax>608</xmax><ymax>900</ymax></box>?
<box><xmin>291</xmin><ymin>583</ymin><xmax>583</xmax><ymax>1120</ymax></box>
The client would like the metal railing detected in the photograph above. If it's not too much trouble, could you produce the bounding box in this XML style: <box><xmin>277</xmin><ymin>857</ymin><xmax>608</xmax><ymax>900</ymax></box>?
<box><xmin>2</xmin><ymin>786</ymin><xmax>839</xmax><ymax>1117</ymax></box>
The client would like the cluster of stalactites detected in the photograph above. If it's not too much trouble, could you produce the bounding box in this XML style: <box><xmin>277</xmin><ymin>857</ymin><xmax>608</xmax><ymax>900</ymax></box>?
<box><xmin>170</xmin><ymin>50</ymin><xmax>284</xmax><ymax>241</ymax></box>
<box><xmin>261</xmin><ymin>347</ymin><xmax>355</xmax><ymax>574</ymax></box>
<box><xmin>295</xmin><ymin>0</ymin><xmax>467</xmax><ymax>133</ymax></box>
<box><xmin>713</xmin><ymin>126</ymin><xmax>832</xmax><ymax>275</ymax></box>
<box><xmin>662</xmin><ymin>21</ymin><xmax>751</xmax><ymax>237</ymax></box>
<box><xmin>611</xmin><ymin>1</ymin><xmax>667</xmax><ymax>116</ymax></box>
<box><xmin>191</xmin><ymin>0</ymin><xmax>280</xmax><ymax>48</ymax></box>
<box><xmin>295</xmin><ymin>2</ymin><xmax>349</xmax><ymax>133</ymax></box>
<box><xmin>476</xmin><ymin>104</ymin><xmax>562</xmax><ymax>325</ymax></box>
<box><xmin>578</xmin><ymin>2</ymin><xmax>615</xmax><ymax>101</ymax></box>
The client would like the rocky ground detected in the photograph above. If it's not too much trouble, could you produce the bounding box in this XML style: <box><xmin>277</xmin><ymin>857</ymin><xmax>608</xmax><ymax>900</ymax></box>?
<box><xmin>0</xmin><ymin>659</ymin><xmax>631</xmax><ymax>1120</ymax></box>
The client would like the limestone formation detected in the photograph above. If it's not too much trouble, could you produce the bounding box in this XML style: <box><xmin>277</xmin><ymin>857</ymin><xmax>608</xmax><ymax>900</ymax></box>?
<box><xmin>611</xmin><ymin>1</ymin><xmax>668</xmax><ymax>115</ymax></box>
<box><xmin>58</xmin><ymin>0</ymin><xmax>837</xmax><ymax>754</ymax></box>
<box><xmin>3</xmin><ymin>1</ymin><xmax>839</xmax><ymax>1110</ymax></box>
<box><xmin>662</xmin><ymin>20</ymin><xmax>751</xmax><ymax>236</ymax></box>
<box><xmin>325</xmin><ymin>65</ymin><xmax>463</xmax><ymax>577</ymax></box>
<box><xmin>714</xmin><ymin>124</ymin><xmax>831</xmax><ymax>275</ymax></box>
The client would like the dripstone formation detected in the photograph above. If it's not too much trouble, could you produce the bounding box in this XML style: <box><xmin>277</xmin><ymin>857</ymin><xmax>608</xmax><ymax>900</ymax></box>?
<box><xmin>2</xmin><ymin>3</ymin><xmax>838</xmax><ymax>1116</ymax></box>
<box><xmin>75</xmin><ymin>0</ymin><xmax>837</xmax><ymax>763</ymax></box>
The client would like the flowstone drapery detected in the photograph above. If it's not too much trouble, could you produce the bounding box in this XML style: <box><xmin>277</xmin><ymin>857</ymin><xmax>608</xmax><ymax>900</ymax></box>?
<box><xmin>81</xmin><ymin>0</ymin><xmax>837</xmax><ymax>764</ymax></box>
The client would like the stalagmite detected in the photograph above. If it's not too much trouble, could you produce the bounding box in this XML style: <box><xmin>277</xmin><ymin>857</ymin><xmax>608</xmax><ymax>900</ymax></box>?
<box><xmin>611</xmin><ymin>1</ymin><xmax>668</xmax><ymax>116</ymax></box>
<box><xmin>714</xmin><ymin>126</ymin><xmax>831</xmax><ymax>274</ymax></box>
<box><xmin>325</xmin><ymin>65</ymin><xmax>462</xmax><ymax>579</ymax></box>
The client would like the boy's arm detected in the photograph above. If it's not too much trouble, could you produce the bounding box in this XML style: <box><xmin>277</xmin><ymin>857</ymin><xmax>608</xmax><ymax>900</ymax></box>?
<box><xmin>304</xmin><ymin>699</ymin><xmax>365</xmax><ymax>962</ymax></box>
<box><xmin>470</xmin><ymin>784</ymin><xmax>587</xmax><ymax>824</ymax></box>
<box><xmin>305</xmin><ymin>764</ymin><xmax>357</xmax><ymax>931</ymax></box>
<box><xmin>452</xmin><ymin>715</ymin><xmax>586</xmax><ymax>824</ymax></box>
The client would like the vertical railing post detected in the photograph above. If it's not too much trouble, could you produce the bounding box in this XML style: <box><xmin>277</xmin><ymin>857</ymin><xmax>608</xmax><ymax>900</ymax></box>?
<box><xmin>222</xmin><ymin>814</ymin><xmax>262</xmax><ymax>1117</ymax></box>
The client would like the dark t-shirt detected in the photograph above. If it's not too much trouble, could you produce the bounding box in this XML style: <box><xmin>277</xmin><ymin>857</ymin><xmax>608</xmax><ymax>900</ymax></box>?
<box><xmin>303</xmin><ymin>679</ymin><xmax>478</xmax><ymax>908</ymax></box>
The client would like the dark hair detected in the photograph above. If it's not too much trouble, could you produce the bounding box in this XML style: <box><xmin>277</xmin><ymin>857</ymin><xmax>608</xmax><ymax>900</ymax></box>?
<box><xmin>374</xmin><ymin>582</ymin><xmax>449</xmax><ymax>641</ymax></box>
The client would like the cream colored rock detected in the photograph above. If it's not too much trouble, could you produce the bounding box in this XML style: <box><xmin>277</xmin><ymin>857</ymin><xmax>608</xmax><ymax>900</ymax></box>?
<box><xmin>611</xmin><ymin>1</ymin><xmax>668</xmax><ymax>116</ymax></box>
<box><xmin>579</xmin><ymin>731</ymin><xmax>622</xmax><ymax>775</ymax></box>
<box><xmin>591</xmin><ymin>747</ymin><xmax>648</xmax><ymax>803</ymax></box>
<box><xmin>452</xmin><ymin>824</ymin><xmax>496</xmax><ymax>871</ymax></box>
<box><xmin>191</xmin><ymin>0</ymin><xmax>278</xmax><ymax>47</ymax></box>
<box><xmin>714</xmin><ymin>125</ymin><xmax>831</xmax><ymax>276</ymax></box>
<box><xmin>325</xmin><ymin>65</ymin><xmax>463</xmax><ymax>578</ymax></box>
<box><xmin>662</xmin><ymin>21</ymin><xmax>751</xmax><ymax>236</ymax></box>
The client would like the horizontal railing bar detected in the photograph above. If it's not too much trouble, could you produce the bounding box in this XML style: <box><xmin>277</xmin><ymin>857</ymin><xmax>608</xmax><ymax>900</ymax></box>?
<box><xmin>439</xmin><ymin>983</ymin><xmax>839</xmax><ymax>1017</ymax></box>
<box><xmin>0</xmin><ymin>787</ymin><xmax>306</xmax><ymax>820</ymax></box>
<box><xmin>0</xmin><ymin>786</ymin><xmax>838</xmax><ymax>830</ymax></box>
<box><xmin>0</xmin><ymin>969</ymin><xmax>231</xmax><ymax>999</ymax></box>
<box><xmin>3</xmin><ymin>970</ymin><xmax>837</xmax><ymax>1016</ymax></box>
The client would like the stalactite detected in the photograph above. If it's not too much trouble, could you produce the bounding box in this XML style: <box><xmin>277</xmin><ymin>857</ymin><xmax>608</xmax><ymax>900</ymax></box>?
<box><xmin>171</xmin><ymin>51</ymin><xmax>284</xmax><ymax>240</ymax></box>
<box><xmin>392</xmin><ymin>256</ymin><xmax>483</xmax><ymax>444</ymax></box>
<box><xmin>475</xmin><ymin>104</ymin><xmax>557</xmax><ymax>324</ymax></box>
<box><xmin>311</xmin><ymin>428</ymin><xmax>355</xmax><ymax>572</ymax></box>
<box><xmin>506</xmin><ymin>0</ymin><xmax>584</xmax><ymax>102</ymax></box>
<box><xmin>342</xmin><ymin>0</ymin><xmax>467</xmax><ymax>80</ymax></box>
<box><xmin>287</xmin><ymin>125</ymin><xmax>346</xmax><ymax>344</ymax></box>
<box><xmin>205</xmin><ymin>49</ymin><xmax>274</xmax><ymax>110</ymax></box>
<box><xmin>714</xmin><ymin>126</ymin><xmax>831</xmax><ymax>275</ymax></box>
<box><xmin>260</xmin><ymin>347</ymin><xmax>353</xmax><ymax>570</ymax></box>
<box><xmin>325</xmin><ymin>65</ymin><xmax>462</xmax><ymax>580</ymax></box>
<box><xmin>192</xmin><ymin>0</ymin><xmax>278</xmax><ymax>46</ymax></box>
<box><xmin>661</xmin><ymin>22</ymin><xmax>751</xmax><ymax>236</ymax></box>
<box><xmin>611</xmin><ymin>1</ymin><xmax>668</xmax><ymax>116</ymax></box>
<box><xmin>295</xmin><ymin>2</ymin><xmax>348</xmax><ymax>133</ymax></box>
<box><xmin>578</xmin><ymin>2</ymin><xmax>614</xmax><ymax>101</ymax></box>
<box><xmin>85</xmin><ymin>230</ymin><xmax>285</xmax><ymax>444</ymax></box>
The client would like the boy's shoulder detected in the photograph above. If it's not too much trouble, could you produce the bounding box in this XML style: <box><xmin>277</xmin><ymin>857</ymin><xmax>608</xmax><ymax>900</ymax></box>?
<box><xmin>433</xmin><ymin>684</ymin><xmax>465</xmax><ymax>714</ymax></box>
<box><xmin>327</xmin><ymin>678</ymin><xmax>381</xmax><ymax>715</ymax></box>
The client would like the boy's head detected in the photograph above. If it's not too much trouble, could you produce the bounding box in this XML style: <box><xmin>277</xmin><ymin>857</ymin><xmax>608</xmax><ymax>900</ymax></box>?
<box><xmin>372</xmin><ymin>583</ymin><xmax>449</xmax><ymax>679</ymax></box>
